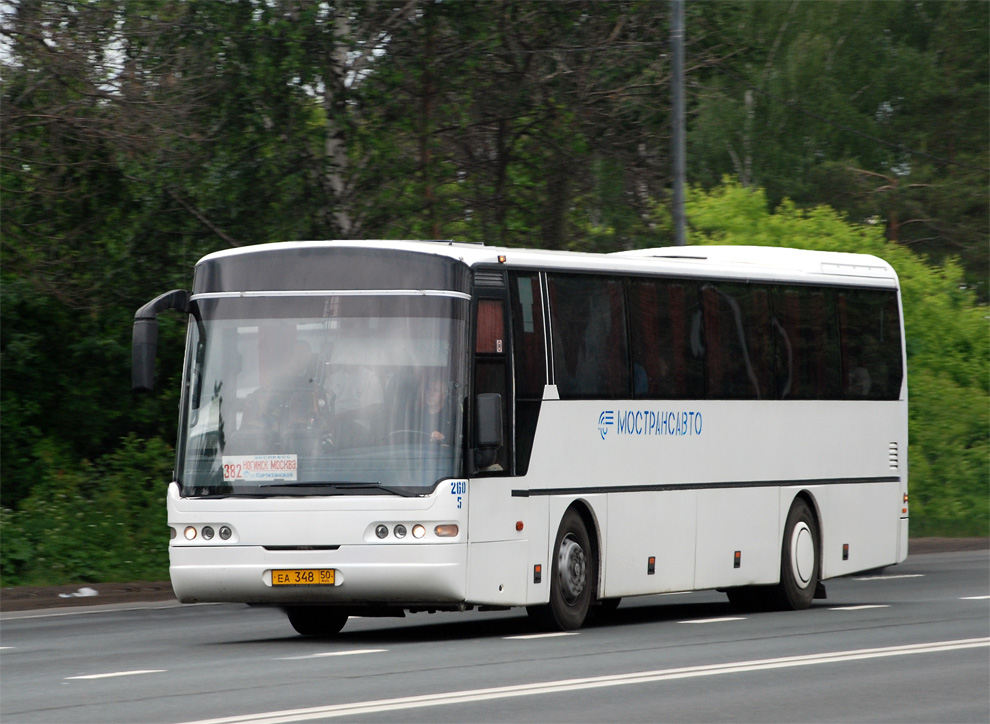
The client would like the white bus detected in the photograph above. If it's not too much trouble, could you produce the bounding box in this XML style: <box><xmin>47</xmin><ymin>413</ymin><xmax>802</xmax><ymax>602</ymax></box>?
<box><xmin>133</xmin><ymin>241</ymin><xmax>908</xmax><ymax>634</ymax></box>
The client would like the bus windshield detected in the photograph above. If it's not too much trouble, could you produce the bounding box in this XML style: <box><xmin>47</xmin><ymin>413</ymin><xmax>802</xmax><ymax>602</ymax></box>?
<box><xmin>176</xmin><ymin>293</ymin><xmax>469</xmax><ymax>497</ymax></box>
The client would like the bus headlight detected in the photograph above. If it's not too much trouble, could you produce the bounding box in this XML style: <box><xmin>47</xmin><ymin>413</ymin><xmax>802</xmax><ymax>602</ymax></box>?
<box><xmin>184</xmin><ymin>526</ymin><xmax>197</xmax><ymax>540</ymax></box>
<box><xmin>412</xmin><ymin>524</ymin><xmax>426</xmax><ymax>539</ymax></box>
<box><xmin>435</xmin><ymin>524</ymin><xmax>459</xmax><ymax>538</ymax></box>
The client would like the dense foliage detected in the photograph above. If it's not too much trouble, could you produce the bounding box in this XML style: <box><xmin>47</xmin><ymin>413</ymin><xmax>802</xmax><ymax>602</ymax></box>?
<box><xmin>0</xmin><ymin>437</ymin><xmax>173</xmax><ymax>585</ymax></box>
<box><xmin>1</xmin><ymin>1</ymin><xmax>986</xmax><ymax>585</ymax></box>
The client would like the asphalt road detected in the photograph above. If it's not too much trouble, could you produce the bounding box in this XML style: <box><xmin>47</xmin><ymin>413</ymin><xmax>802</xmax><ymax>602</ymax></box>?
<box><xmin>2</xmin><ymin>548</ymin><xmax>988</xmax><ymax>724</ymax></box>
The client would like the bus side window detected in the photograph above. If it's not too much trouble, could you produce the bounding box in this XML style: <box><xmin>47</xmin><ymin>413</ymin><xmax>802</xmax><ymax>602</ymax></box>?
<box><xmin>702</xmin><ymin>282</ymin><xmax>773</xmax><ymax>400</ymax></box>
<box><xmin>547</xmin><ymin>274</ymin><xmax>629</xmax><ymax>399</ymax></box>
<box><xmin>509</xmin><ymin>272</ymin><xmax>546</xmax><ymax>475</ymax></box>
<box><xmin>771</xmin><ymin>286</ymin><xmax>842</xmax><ymax>400</ymax></box>
<box><xmin>814</xmin><ymin>290</ymin><xmax>843</xmax><ymax>399</ymax></box>
<box><xmin>629</xmin><ymin>279</ymin><xmax>705</xmax><ymax>399</ymax></box>
<box><xmin>838</xmin><ymin>289</ymin><xmax>902</xmax><ymax>400</ymax></box>
<box><xmin>628</xmin><ymin>280</ymin><xmax>662</xmax><ymax>397</ymax></box>
<box><xmin>772</xmin><ymin>288</ymin><xmax>800</xmax><ymax>399</ymax></box>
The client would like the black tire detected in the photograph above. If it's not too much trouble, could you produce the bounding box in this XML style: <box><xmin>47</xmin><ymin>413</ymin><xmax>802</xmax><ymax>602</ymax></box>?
<box><xmin>285</xmin><ymin>607</ymin><xmax>348</xmax><ymax>636</ymax></box>
<box><xmin>773</xmin><ymin>497</ymin><xmax>820</xmax><ymax>610</ymax></box>
<box><xmin>527</xmin><ymin>508</ymin><xmax>596</xmax><ymax>631</ymax></box>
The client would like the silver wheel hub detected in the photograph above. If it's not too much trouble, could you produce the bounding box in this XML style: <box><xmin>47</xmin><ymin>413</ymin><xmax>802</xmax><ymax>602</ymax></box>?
<box><xmin>557</xmin><ymin>534</ymin><xmax>587</xmax><ymax>604</ymax></box>
<box><xmin>791</xmin><ymin>522</ymin><xmax>815</xmax><ymax>587</ymax></box>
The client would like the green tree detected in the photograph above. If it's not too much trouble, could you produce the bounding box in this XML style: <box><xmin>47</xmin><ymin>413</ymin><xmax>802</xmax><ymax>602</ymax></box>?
<box><xmin>1</xmin><ymin>436</ymin><xmax>173</xmax><ymax>586</ymax></box>
<box><xmin>688</xmin><ymin>0</ymin><xmax>989</xmax><ymax>295</ymax></box>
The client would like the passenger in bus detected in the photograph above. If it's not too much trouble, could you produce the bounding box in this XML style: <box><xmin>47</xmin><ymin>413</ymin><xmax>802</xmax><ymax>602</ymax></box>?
<box><xmin>846</xmin><ymin>349</ymin><xmax>872</xmax><ymax>398</ymax></box>
<box><xmin>847</xmin><ymin>358</ymin><xmax>871</xmax><ymax>397</ymax></box>
<box><xmin>848</xmin><ymin>334</ymin><xmax>888</xmax><ymax>398</ymax></box>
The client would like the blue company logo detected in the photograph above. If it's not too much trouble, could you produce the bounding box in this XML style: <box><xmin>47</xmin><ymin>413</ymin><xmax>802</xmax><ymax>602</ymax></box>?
<box><xmin>598</xmin><ymin>410</ymin><xmax>615</xmax><ymax>439</ymax></box>
<box><xmin>598</xmin><ymin>409</ymin><xmax>703</xmax><ymax>438</ymax></box>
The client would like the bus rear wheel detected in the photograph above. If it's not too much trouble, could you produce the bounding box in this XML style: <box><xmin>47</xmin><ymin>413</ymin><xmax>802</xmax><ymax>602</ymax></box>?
<box><xmin>726</xmin><ymin>498</ymin><xmax>820</xmax><ymax>612</ymax></box>
<box><xmin>285</xmin><ymin>606</ymin><xmax>348</xmax><ymax>636</ymax></box>
<box><xmin>775</xmin><ymin>497</ymin><xmax>820</xmax><ymax>610</ymax></box>
<box><xmin>527</xmin><ymin>509</ymin><xmax>596</xmax><ymax>631</ymax></box>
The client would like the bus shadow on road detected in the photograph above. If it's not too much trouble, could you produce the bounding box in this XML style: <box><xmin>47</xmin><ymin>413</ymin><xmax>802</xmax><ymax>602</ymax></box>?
<box><xmin>227</xmin><ymin>596</ymin><xmax>749</xmax><ymax>645</ymax></box>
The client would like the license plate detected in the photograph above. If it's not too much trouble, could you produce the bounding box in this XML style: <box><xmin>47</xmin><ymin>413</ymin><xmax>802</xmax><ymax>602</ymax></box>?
<box><xmin>272</xmin><ymin>569</ymin><xmax>335</xmax><ymax>586</ymax></box>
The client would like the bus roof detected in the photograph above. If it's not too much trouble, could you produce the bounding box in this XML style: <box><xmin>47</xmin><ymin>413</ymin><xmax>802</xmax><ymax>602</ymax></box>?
<box><xmin>198</xmin><ymin>240</ymin><xmax>899</xmax><ymax>288</ymax></box>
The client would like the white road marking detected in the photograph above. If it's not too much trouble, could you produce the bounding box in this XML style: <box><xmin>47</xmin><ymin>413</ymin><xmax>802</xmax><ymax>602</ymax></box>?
<box><xmin>276</xmin><ymin>649</ymin><xmax>386</xmax><ymax>660</ymax></box>
<box><xmin>66</xmin><ymin>669</ymin><xmax>166</xmax><ymax>680</ymax></box>
<box><xmin>829</xmin><ymin>605</ymin><xmax>891</xmax><ymax>611</ymax></box>
<box><xmin>853</xmin><ymin>574</ymin><xmax>925</xmax><ymax>581</ymax></box>
<box><xmin>679</xmin><ymin>617</ymin><xmax>746</xmax><ymax>624</ymax></box>
<box><xmin>175</xmin><ymin>637</ymin><xmax>990</xmax><ymax>724</ymax></box>
<box><xmin>503</xmin><ymin>632</ymin><xmax>578</xmax><ymax>640</ymax></box>
<box><xmin>961</xmin><ymin>595</ymin><xmax>990</xmax><ymax>600</ymax></box>
<box><xmin>1</xmin><ymin>602</ymin><xmax>215</xmax><ymax>621</ymax></box>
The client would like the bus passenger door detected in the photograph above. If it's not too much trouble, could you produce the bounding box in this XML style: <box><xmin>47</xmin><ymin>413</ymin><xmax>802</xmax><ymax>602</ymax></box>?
<box><xmin>467</xmin><ymin>290</ymin><xmax>532</xmax><ymax>605</ymax></box>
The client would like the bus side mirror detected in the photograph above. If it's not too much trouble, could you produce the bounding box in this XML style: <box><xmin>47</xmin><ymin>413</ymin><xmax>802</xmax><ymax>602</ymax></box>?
<box><xmin>132</xmin><ymin>289</ymin><xmax>190</xmax><ymax>392</ymax></box>
<box><xmin>473</xmin><ymin>393</ymin><xmax>503</xmax><ymax>470</ymax></box>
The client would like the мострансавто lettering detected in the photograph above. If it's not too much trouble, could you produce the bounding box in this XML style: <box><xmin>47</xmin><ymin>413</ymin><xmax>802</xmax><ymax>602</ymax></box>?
<box><xmin>613</xmin><ymin>409</ymin><xmax>703</xmax><ymax>436</ymax></box>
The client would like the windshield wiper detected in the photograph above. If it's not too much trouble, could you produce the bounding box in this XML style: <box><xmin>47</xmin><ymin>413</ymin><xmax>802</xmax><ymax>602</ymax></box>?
<box><xmin>255</xmin><ymin>481</ymin><xmax>415</xmax><ymax>497</ymax></box>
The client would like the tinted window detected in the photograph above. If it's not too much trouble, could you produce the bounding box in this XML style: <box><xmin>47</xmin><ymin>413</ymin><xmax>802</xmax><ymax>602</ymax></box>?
<box><xmin>702</xmin><ymin>282</ymin><xmax>773</xmax><ymax>399</ymax></box>
<box><xmin>509</xmin><ymin>273</ymin><xmax>547</xmax><ymax>398</ymax></box>
<box><xmin>771</xmin><ymin>287</ymin><xmax>842</xmax><ymax>399</ymax></box>
<box><xmin>524</xmin><ymin>272</ymin><xmax>901</xmax><ymax>404</ymax></box>
<box><xmin>838</xmin><ymin>289</ymin><xmax>903</xmax><ymax>400</ymax></box>
<box><xmin>628</xmin><ymin>278</ymin><xmax>706</xmax><ymax>399</ymax></box>
<box><xmin>547</xmin><ymin>274</ymin><xmax>630</xmax><ymax>399</ymax></box>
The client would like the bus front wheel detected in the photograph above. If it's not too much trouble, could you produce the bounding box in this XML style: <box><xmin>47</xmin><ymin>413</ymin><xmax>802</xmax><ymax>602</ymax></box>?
<box><xmin>527</xmin><ymin>509</ymin><xmax>596</xmax><ymax>631</ymax></box>
<box><xmin>285</xmin><ymin>606</ymin><xmax>348</xmax><ymax>636</ymax></box>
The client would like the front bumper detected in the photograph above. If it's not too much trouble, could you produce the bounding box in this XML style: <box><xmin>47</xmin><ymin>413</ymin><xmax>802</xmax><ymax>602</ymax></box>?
<box><xmin>169</xmin><ymin>543</ymin><xmax>468</xmax><ymax>605</ymax></box>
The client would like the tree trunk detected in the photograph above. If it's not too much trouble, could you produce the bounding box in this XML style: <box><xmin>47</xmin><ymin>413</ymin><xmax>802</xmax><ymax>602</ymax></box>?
<box><xmin>323</xmin><ymin>2</ymin><xmax>354</xmax><ymax>238</ymax></box>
